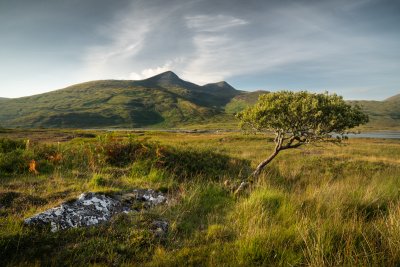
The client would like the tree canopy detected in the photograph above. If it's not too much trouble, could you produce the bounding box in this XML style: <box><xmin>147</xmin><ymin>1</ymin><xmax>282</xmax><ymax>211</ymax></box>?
<box><xmin>237</xmin><ymin>91</ymin><xmax>369</xmax><ymax>177</ymax></box>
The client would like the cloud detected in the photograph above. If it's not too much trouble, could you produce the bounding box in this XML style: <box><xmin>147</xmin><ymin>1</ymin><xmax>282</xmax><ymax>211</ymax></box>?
<box><xmin>74</xmin><ymin>0</ymin><xmax>400</xmax><ymax>99</ymax></box>
<box><xmin>85</xmin><ymin>22</ymin><xmax>150</xmax><ymax>64</ymax></box>
<box><xmin>81</xmin><ymin>0</ymin><xmax>184</xmax><ymax>80</ymax></box>
<box><xmin>82</xmin><ymin>16</ymin><xmax>152</xmax><ymax>79</ymax></box>
<box><xmin>186</xmin><ymin>14</ymin><xmax>248</xmax><ymax>32</ymax></box>
<box><xmin>127</xmin><ymin>58</ymin><xmax>184</xmax><ymax>80</ymax></box>
<box><xmin>180</xmin><ymin>7</ymin><xmax>331</xmax><ymax>84</ymax></box>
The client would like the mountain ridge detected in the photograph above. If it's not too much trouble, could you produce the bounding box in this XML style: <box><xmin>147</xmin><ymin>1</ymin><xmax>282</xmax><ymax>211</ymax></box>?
<box><xmin>0</xmin><ymin>71</ymin><xmax>398</xmax><ymax>129</ymax></box>
<box><xmin>0</xmin><ymin>71</ymin><xmax>243</xmax><ymax>128</ymax></box>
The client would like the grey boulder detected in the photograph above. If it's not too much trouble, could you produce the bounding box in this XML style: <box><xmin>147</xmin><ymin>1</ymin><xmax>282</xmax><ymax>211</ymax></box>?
<box><xmin>24</xmin><ymin>189</ymin><xmax>167</xmax><ymax>232</ymax></box>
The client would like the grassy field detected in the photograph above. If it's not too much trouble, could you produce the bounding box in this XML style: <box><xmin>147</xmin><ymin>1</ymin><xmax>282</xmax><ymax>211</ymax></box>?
<box><xmin>1</xmin><ymin>129</ymin><xmax>400</xmax><ymax>266</ymax></box>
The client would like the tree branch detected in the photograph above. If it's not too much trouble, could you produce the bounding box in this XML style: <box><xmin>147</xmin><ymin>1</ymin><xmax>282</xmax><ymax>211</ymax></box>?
<box><xmin>280</xmin><ymin>142</ymin><xmax>304</xmax><ymax>150</ymax></box>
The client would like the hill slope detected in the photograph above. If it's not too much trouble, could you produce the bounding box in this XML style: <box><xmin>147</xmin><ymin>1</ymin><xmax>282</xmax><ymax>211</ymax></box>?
<box><xmin>0</xmin><ymin>73</ymin><xmax>398</xmax><ymax>129</ymax></box>
<box><xmin>350</xmin><ymin>95</ymin><xmax>400</xmax><ymax>129</ymax></box>
<box><xmin>0</xmin><ymin>72</ymin><xmax>243</xmax><ymax>128</ymax></box>
<box><xmin>226</xmin><ymin>91</ymin><xmax>400</xmax><ymax>130</ymax></box>
<box><xmin>385</xmin><ymin>94</ymin><xmax>400</xmax><ymax>102</ymax></box>
<box><xmin>225</xmin><ymin>90</ymin><xmax>268</xmax><ymax>114</ymax></box>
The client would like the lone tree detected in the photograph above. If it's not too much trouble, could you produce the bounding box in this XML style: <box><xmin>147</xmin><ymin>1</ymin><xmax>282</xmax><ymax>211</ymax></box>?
<box><xmin>237</xmin><ymin>91</ymin><xmax>369</xmax><ymax>177</ymax></box>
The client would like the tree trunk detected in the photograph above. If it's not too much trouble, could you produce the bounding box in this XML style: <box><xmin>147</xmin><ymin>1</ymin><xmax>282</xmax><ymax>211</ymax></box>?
<box><xmin>252</xmin><ymin>149</ymin><xmax>280</xmax><ymax>177</ymax></box>
<box><xmin>234</xmin><ymin>134</ymin><xmax>283</xmax><ymax>195</ymax></box>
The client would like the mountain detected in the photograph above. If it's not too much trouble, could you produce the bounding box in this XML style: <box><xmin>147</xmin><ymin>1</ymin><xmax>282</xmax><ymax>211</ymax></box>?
<box><xmin>225</xmin><ymin>90</ymin><xmax>268</xmax><ymax>114</ymax></box>
<box><xmin>385</xmin><ymin>94</ymin><xmax>400</xmax><ymax>102</ymax></box>
<box><xmin>0</xmin><ymin>71</ymin><xmax>244</xmax><ymax>128</ymax></box>
<box><xmin>350</xmin><ymin>95</ymin><xmax>400</xmax><ymax>129</ymax></box>
<box><xmin>0</xmin><ymin>72</ymin><xmax>398</xmax><ymax>129</ymax></box>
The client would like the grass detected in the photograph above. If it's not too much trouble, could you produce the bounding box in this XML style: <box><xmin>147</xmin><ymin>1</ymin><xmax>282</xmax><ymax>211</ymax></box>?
<box><xmin>0</xmin><ymin>130</ymin><xmax>400</xmax><ymax>266</ymax></box>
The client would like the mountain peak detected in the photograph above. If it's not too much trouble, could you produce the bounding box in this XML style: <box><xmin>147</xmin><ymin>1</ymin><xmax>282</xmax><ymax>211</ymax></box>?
<box><xmin>203</xmin><ymin>81</ymin><xmax>236</xmax><ymax>91</ymax></box>
<box><xmin>155</xmin><ymin>70</ymin><xmax>179</xmax><ymax>79</ymax></box>
<box><xmin>148</xmin><ymin>71</ymin><xmax>180</xmax><ymax>82</ymax></box>
<box><xmin>140</xmin><ymin>71</ymin><xmax>203</xmax><ymax>90</ymax></box>
<box><xmin>215</xmin><ymin>81</ymin><xmax>233</xmax><ymax>88</ymax></box>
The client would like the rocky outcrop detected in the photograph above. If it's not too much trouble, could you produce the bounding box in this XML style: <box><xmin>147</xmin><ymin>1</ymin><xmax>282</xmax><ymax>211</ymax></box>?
<box><xmin>24</xmin><ymin>189</ymin><xmax>167</xmax><ymax>232</ymax></box>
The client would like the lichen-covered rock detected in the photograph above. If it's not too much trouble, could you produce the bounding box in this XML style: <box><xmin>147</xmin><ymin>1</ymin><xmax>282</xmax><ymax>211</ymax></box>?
<box><xmin>117</xmin><ymin>189</ymin><xmax>167</xmax><ymax>207</ymax></box>
<box><xmin>24</xmin><ymin>189</ymin><xmax>167</xmax><ymax>232</ymax></box>
<box><xmin>151</xmin><ymin>220</ymin><xmax>169</xmax><ymax>238</ymax></box>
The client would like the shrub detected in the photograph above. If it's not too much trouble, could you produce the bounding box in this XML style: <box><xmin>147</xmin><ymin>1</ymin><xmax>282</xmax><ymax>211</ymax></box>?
<box><xmin>0</xmin><ymin>139</ymin><xmax>28</xmax><ymax>176</ymax></box>
<box><xmin>0</xmin><ymin>138</ymin><xmax>26</xmax><ymax>153</ymax></box>
<box><xmin>0</xmin><ymin>149</ymin><xmax>26</xmax><ymax>176</ymax></box>
<box><xmin>103</xmin><ymin>140</ymin><xmax>145</xmax><ymax>167</ymax></box>
<box><xmin>102</xmin><ymin>139</ymin><xmax>250</xmax><ymax>179</ymax></box>
<box><xmin>90</xmin><ymin>173</ymin><xmax>107</xmax><ymax>187</ymax></box>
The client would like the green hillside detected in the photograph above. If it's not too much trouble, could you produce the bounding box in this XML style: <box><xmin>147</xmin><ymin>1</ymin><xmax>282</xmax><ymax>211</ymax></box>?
<box><xmin>350</xmin><ymin>95</ymin><xmax>400</xmax><ymax>130</ymax></box>
<box><xmin>0</xmin><ymin>72</ymin><xmax>243</xmax><ymax>128</ymax></box>
<box><xmin>225</xmin><ymin>90</ymin><xmax>268</xmax><ymax>114</ymax></box>
<box><xmin>226</xmin><ymin>91</ymin><xmax>400</xmax><ymax>130</ymax></box>
<box><xmin>0</xmin><ymin>72</ymin><xmax>398</xmax><ymax>130</ymax></box>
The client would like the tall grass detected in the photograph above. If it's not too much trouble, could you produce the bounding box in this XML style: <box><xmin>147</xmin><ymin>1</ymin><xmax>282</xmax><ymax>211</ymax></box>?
<box><xmin>0</xmin><ymin>131</ymin><xmax>400</xmax><ymax>266</ymax></box>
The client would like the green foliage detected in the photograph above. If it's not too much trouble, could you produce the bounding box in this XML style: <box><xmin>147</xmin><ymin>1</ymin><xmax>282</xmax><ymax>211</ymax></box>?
<box><xmin>238</xmin><ymin>91</ymin><xmax>369</xmax><ymax>138</ymax></box>
<box><xmin>159</xmin><ymin>146</ymin><xmax>248</xmax><ymax>179</ymax></box>
<box><xmin>103</xmin><ymin>138</ymin><xmax>249</xmax><ymax>179</ymax></box>
<box><xmin>0</xmin><ymin>138</ymin><xmax>26</xmax><ymax>153</ymax></box>
<box><xmin>0</xmin><ymin>149</ymin><xmax>26</xmax><ymax>176</ymax></box>
<box><xmin>0</xmin><ymin>139</ymin><xmax>27</xmax><ymax>176</ymax></box>
<box><xmin>237</xmin><ymin>91</ymin><xmax>369</xmax><ymax>175</ymax></box>
<box><xmin>90</xmin><ymin>173</ymin><xmax>108</xmax><ymax>187</ymax></box>
<box><xmin>0</xmin><ymin>135</ymin><xmax>249</xmax><ymax>180</ymax></box>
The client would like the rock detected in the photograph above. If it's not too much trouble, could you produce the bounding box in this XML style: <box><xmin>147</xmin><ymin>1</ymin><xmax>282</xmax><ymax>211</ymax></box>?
<box><xmin>118</xmin><ymin>189</ymin><xmax>167</xmax><ymax>207</ymax></box>
<box><xmin>24</xmin><ymin>189</ymin><xmax>167</xmax><ymax>232</ymax></box>
<box><xmin>141</xmin><ymin>190</ymin><xmax>167</xmax><ymax>206</ymax></box>
<box><xmin>151</xmin><ymin>220</ymin><xmax>169</xmax><ymax>238</ymax></box>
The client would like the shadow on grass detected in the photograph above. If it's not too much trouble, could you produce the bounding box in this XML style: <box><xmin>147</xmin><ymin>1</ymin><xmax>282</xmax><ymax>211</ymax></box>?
<box><xmin>171</xmin><ymin>184</ymin><xmax>234</xmax><ymax>238</ymax></box>
<box><xmin>0</xmin><ymin>213</ymin><xmax>164</xmax><ymax>266</ymax></box>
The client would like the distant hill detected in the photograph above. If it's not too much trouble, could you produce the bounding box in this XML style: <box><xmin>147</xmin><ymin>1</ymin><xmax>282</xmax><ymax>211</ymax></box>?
<box><xmin>0</xmin><ymin>72</ymin><xmax>398</xmax><ymax>129</ymax></box>
<box><xmin>225</xmin><ymin>90</ymin><xmax>268</xmax><ymax>114</ymax></box>
<box><xmin>0</xmin><ymin>71</ymin><xmax>243</xmax><ymax>128</ymax></box>
<box><xmin>385</xmin><ymin>94</ymin><xmax>400</xmax><ymax>102</ymax></box>
<box><xmin>350</xmin><ymin>94</ymin><xmax>400</xmax><ymax>130</ymax></box>
<box><xmin>225</xmin><ymin>91</ymin><xmax>400</xmax><ymax>130</ymax></box>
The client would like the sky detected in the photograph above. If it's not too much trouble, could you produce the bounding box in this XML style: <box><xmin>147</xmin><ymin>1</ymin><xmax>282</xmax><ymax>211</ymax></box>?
<box><xmin>0</xmin><ymin>0</ymin><xmax>399</xmax><ymax>100</ymax></box>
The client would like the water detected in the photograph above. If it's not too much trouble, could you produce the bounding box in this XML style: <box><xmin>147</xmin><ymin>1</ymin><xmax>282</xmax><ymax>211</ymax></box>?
<box><xmin>102</xmin><ymin>128</ymin><xmax>400</xmax><ymax>139</ymax></box>
<box><xmin>347</xmin><ymin>132</ymin><xmax>400</xmax><ymax>139</ymax></box>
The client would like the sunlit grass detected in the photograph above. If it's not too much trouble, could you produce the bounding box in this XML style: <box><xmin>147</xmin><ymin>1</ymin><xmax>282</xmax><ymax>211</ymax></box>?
<box><xmin>1</xmin><ymin>131</ymin><xmax>400</xmax><ymax>265</ymax></box>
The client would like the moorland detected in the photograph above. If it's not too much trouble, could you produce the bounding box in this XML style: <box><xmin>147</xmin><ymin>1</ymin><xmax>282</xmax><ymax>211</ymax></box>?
<box><xmin>1</xmin><ymin>129</ymin><xmax>400</xmax><ymax>266</ymax></box>
<box><xmin>1</xmin><ymin>72</ymin><xmax>400</xmax><ymax>266</ymax></box>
